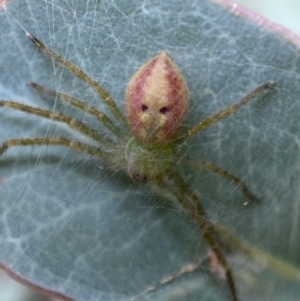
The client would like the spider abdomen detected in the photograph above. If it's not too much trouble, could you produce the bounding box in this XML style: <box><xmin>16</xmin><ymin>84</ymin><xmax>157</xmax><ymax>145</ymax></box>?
<box><xmin>125</xmin><ymin>52</ymin><xmax>189</xmax><ymax>144</ymax></box>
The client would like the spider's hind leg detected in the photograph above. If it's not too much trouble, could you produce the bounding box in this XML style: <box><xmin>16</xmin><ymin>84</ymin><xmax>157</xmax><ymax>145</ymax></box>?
<box><xmin>177</xmin><ymin>81</ymin><xmax>276</xmax><ymax>143</ymax></box>
<box><xmin>26</xmin><ymin>32</ymin><xmax>125</xmax><ymax>123</ymax></box>
<box><xmin>29</xmin><ymin>82</ymin><xmax>124</xmax><ymax>139</ymax></box>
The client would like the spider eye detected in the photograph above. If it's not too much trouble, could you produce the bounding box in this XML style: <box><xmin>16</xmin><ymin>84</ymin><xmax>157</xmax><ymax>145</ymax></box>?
<box><xmin>130</xmin><ymin>169</ymin><xmax>148</xmax><ymax>183</ymax></box>
<box><xmin>141</xmin><ymin>104</ymin><xmax>148</xmax><ymax>112</ymax></box>
<box><xmin>159</xmin><ymin>107</ymin><xmax>169</xmax><ymax>114</ymax></box>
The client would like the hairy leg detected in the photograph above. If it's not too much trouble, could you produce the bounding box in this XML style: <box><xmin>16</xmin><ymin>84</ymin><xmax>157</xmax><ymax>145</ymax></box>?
<box><xmin>26</xmin><ymin>32</ymin><xmax>125</xmax><ymax>123</ymax></box>
<box><xmin>176</xmin><ymin>81</ymin><xmax>276</xmax><ymax>143</ymax></box>
<box><xmin>153</xmin><ymin>172</ymin><xmax>239</xmax><ymax>301</ymax></box>
<box><xmin>182</xmin><ymin>158</ymin><xmax>260</xmax><ymax>204</ymax></box>
<box><xmin>0</xmin><ymin>137</ymin><xmax>114</xmax><ymax>161</ymax></box>
<box><xmin>0</xmin><ymin>100</ymin><xmax>115</xmax><ymax>146</ymax></box>
<box><xmin>29</xmin><ymin>82</ymin><xmax>124</xmax><ymax>139</ymax></box>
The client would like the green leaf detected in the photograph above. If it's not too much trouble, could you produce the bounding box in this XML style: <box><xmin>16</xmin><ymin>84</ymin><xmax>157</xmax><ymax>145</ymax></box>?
<box><xmin>0</xmin><ymin>1</ymin><xmax>299</xmax><ymax>301</ymax></box>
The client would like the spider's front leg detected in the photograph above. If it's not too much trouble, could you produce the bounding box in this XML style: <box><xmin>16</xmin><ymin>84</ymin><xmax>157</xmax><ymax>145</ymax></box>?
<box><xmin>181</xmin><ymin>158</ymin><xmax>260</xmax><ymax>204</ymax></box>
<box><xmin>124</xmin><ymin>145</ymin><xmax>239</xmax><ymax>301</ymax></box>
<box><xmin>151</xmin><ymin>172</ymin><xmax>239</xmax><ymax>301</ymax></box>
<box><xmin>125</xmin><ymin>147</ymin><xmax>239</xmax><ymax>300</ymax></box>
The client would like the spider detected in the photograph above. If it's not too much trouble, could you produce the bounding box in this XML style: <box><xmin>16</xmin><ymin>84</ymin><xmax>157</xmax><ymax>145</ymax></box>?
<box><xmin>0</xmin><ymin>32</ymin><xmax>275</xmax><ymax>301</ymax></box>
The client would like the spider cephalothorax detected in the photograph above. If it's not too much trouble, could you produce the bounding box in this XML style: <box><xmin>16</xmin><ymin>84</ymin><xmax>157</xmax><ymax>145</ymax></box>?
<box><xmin>125</xmin><ymin>136</ymin><xmax>174</xmax><ymax>183</ymax></box>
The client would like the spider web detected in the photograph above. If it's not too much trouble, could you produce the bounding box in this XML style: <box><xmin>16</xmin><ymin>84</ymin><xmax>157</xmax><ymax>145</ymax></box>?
<box><xmin>0</xmin><ymin>1</ymin><xmax>300</xmax><ymax>301</ymax></box>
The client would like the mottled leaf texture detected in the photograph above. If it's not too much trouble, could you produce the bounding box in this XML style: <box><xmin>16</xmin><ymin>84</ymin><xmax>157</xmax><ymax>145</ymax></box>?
<box><xmin>0</xmin><ymin>1</ymin><xmax>300</xmax><ymax>301</ymax></box>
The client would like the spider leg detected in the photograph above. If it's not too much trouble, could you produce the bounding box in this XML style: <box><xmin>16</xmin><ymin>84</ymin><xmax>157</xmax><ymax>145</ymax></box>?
<box><xmin>0</xmin><ymin>100</ymin><xmax>115</xmax><ymax>146</ymax></box>
<box><xmin>176</xmin><ymin>81</ymin><xmax>276</xmax><ymax>143</ymax></box>
<box><xmin>26</xmin><ymin>32</ymin><xmax>125</xmax><ymax>123</ymax></box>
<box><xmin>29</xmin><ymin>82</ymin><xmax>124</xmax><ymax>140</ymax></box>
<box><xmin>181</xmin><ymin>158</ymin><xmax>260</xmax><ymax>204</ymax></box>
<box><xmin>154</xmin><ymin>172</ymin><xmax>239</xmax><ymax>301</ymax></box>
<box><xmin>0</xmin><ymin>137</ymin><xmax>114</xmax><ymax>161</ymax></box>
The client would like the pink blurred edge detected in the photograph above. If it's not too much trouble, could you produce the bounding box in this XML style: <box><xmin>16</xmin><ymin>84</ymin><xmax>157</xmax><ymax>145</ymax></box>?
<box><xmin>0</xmin><ymin>262</ymin><xmax>76</xmax><ymax>301</ymax></box>
<box><xmin>0</xmin><ymin>0</ymin><xmax>11</xmax><ymax>8</ymax></box>
<box><xmin>213</xmin><ymin>0</ymin><xmax>300</xmax><ymax>48</ymax></box>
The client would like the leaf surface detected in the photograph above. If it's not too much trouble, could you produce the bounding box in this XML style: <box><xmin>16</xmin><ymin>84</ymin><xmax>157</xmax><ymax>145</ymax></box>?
<box><xmin>0</xmin><ymin>1</ymin><xmax>300</xmax><ymax>301</ymax></box>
